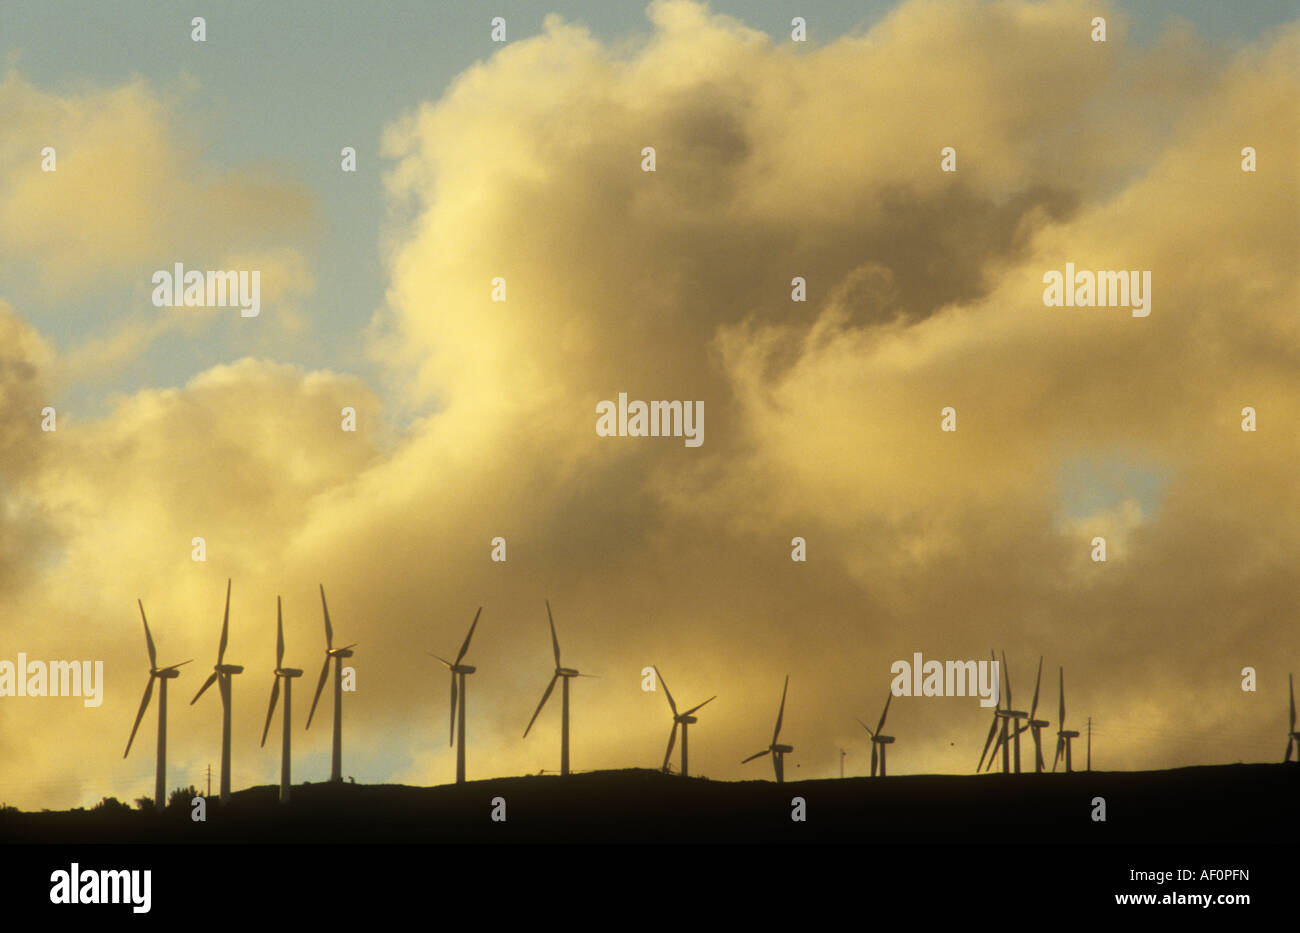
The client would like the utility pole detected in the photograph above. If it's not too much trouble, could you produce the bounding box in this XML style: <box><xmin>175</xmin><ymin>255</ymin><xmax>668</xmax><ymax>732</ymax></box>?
<box><xmin>840</xmin><ymin>748</ymin><xmax>846</xmax><ymax>779</ymax></box>
<box><xmin>206</xmin><ymin>762</ymin><xmax>211</xmax><ymax>798</ymax></box>
<box><xmin>1086</xmin><ymin>718</ymin><xmax>1092</xmax><ymax>771</ymax></box>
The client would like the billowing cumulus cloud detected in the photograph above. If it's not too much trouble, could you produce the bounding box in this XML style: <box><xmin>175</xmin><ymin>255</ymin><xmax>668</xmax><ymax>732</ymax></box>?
<box><xmin>0</xmin><ymin>0</ymin><xmax>1295</xmax><ymax>808</ymax></box>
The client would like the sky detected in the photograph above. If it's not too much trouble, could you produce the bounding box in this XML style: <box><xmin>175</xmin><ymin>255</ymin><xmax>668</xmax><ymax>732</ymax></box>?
<box><xmin>0</xmin><ymin>0</ymin><xmax>1296</xmax><ymax>809</ymax></box>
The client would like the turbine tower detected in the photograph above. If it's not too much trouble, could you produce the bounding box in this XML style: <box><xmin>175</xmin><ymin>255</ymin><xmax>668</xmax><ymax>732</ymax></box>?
<box><xmin>741</xmin><ymin>675</ymin><xmax>794</xmax><ymax>782</ymax></box>
<box><xmin>1284</xmin><ymin>674</ymin><xmax>1298</xmax><ymax>763</ymax></box>
<box><xmin>190</xmin><ymin>579</ymin><xmax>243</xmax><ymax>802</ymax></box>
<box><xmin>260</xmin><ymin>596</ymin><xmax>303</xmax><ymax>803</ymax></box>
<box><xmin>1053</xmin><ymin>666</ymin><xmax>1080</xmax><ymax>772</ymax></box>
<box><xmin>430</xmin><ymin>607</ymin><xmax>482</xmax><ymax>784</ymax></box>
<box><xmin>856</xmin><ymin>690</ymin><xmax>896</xmax><ymax>776</ymax></box>
<box><xmin>523</xmin><ymin>601</ymin><xmax>596</xmax><ymax>775</ymax></box>
<box><xmin>306</xmin><ymin>585</ymin><xmax>356</xmax><ymax>783</ymax></box>
<box><xmin>124</xmin><ymin>601</ymin><xmax>192</xmax><ymax>813</ymax></box>
<box><xmin>653</xmin><ymin>665</ymin><xmax>715</xmax><ymax>777</ymax></box>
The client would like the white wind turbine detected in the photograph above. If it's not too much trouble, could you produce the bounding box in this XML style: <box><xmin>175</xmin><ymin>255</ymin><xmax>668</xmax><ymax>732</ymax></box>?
<box><xmin>976</xmin><ymin>649</ymin><xmax>1005</xmax><ymax>773</ymax></box>
<box><xmin>305</xmin><ymin>585</ymin><xmax>356</xmax><ymax>783</ymax></box>
<box><xmin>856</xmin><ymin>690</ymin><xmax>896</xmax><ymax>776</ymax></box>
<box><xmin>1053</xmin><ymin>666</ymin><xmax>1080</xmax><ymax>772</ymax></box>
<box><xmin>1025</xmin><ymin>656</ymin><xmax>1050</xmax><ymax>773</ymax></box>
<box><xmin>985</xmin><ymin>651</ymin><xmax>1028</xmax><ymax>773</ymax></box>
<box><xmin>741</xmin><ymin>675</ymin><xmax>794</xmax><ymax>782</ymax></box>
<box><xmin>260</xmin><ymin>596</ymin><xmax>303</xmax><ymax>803</ymax></box>
<box><xmin>124</xmin><ymin>601</ymin><xmax>192</xmax><ymax>813</ymax></box>
<box><xmin>190</xmin><ymin>579</ymin><xmax>243</xmax><ymax>802</ymax></box>
<box><xmin>523</xmin><ymin>601</ymin><xmax>597</xmax><ymax>775</ymax></box>
<box><xmin>430</xmin><ymin>607</ymin><xmax>482</xmax><ymax>784</ymax></box>
<box><xmin>653</xmin><ymin>665</ymin><xmax>715</xmax><ymax>777</ymax></box>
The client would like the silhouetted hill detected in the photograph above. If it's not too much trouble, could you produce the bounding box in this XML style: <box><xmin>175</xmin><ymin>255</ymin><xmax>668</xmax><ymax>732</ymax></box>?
<box><xmin>3</xmin><ymin>764</ymin><xmax>1295</xmax><ymax>844</ymax></box>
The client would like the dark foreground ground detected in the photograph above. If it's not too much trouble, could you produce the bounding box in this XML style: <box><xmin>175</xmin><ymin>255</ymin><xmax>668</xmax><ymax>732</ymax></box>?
<box><xmin>2</xmin><ymin>763</ymin><xmax>1295</xmax><ymax>843</ymax></box>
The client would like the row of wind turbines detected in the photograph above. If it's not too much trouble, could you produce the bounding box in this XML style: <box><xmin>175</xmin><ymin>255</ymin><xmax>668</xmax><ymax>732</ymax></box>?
<box><xmin>123</xmin><ymin>585</ymin><xmax>1300</xmax><ymax>809</ymax></box>
<box><xmin>124</xmin><ymin>582</ymin><xmax>354</xmax><ymax>811</ymax></box>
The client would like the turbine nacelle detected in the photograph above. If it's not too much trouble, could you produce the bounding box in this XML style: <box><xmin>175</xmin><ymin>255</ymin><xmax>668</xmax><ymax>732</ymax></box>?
<box><xmin>154</xmin><ymin>664</ymin><xmax>189</xmax><ymax>679</ymax></box>
<box><xmin>1059</xmin><ymin>729</ymin><xmax>1080</xmax><ymax>738</ymax></box>
<box><xmin>1029</xmin><ymin>718</ymin><xmax>1050</xmax><ymax>728</ymax></box>
<box><xmin>216</xmin><ymin>664</ymin><xmax>244</xmax><ymax>675</ymax></box>
<box><xmin>677</xmin><ymin>714</ymin><xmax>698</xmax><ymax>725</ymax></box>
<box><xmin>873</xmin><ymin>735</ymin><xmax>895</xmax><ymax>745</ymax></box>
<box><xmin>275</xmin><ymin>667</ymin><xmax>304</xmax><ymax>678</ymax></box>
<box><xmin>558</xmin><ymin>666</ymin><xmax>581</xmax><ymax>677</ymax></box>
<box><xmin>328</xmin><ymin>646</ymin><xmax>356</xmax><ymax>659</ymax></box>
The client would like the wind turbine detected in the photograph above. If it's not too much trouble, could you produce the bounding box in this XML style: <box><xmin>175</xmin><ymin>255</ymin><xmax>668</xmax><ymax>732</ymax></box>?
<box><xmin>260</xmin><ymin>596</ymin><xmax>303</xmax><ymax>803</ymax></box>
<box><xmin>1053</xmin><ymin>666</ymin><xmax>1080</xmax><ymax>772</ymax></box>
<box><xmin>190</xmin><ymin>579</ymin><xmax>243</xmax><ymax>802</ymax></box>
<box><xmin>855</xmin><ymin>690</ymin><xmax>896</xmax><ymax>776</ymax></box>
<box><xmin>1025</xmin><ymin>656</ymin><xmax>1050</xmax><ymax>773</ymax></box>
<box><xmin>741</xmin><ymin>675</ymin><xmax>794</xmax><ymax>782</ymax></box>
<box><xmin>523</xmin><ymin>601</ymin><xmax>596</xmax><ymax>776</ymax></box>
<box><xmin>986</xmin><ymin>651</ymin><xmax>1028</xmax><ymax>773</ymax></box>
<box><xmin>430</xmin><ymin>607</ymin><xmax>482</xmax><ymax>784</ymax></box>
<box><xmin>1284</xmin><ymin>674</ymin><xmax>1298</xmax><ymax>763</ymax></box>
<box><xmin>124</xmin><ymin>601</ymin><xmax>192</xmax><ymax>813</ymax></box>
<box><xmin>305</xmin><ymin>585</ymin><xmax>356</xmax><ymax>783</ymax></box>
<box><xmin>653</xmin><ymin>665</ymin><xmax>715</xmax><ymax>777</ymax></box>
<box><xmin>976</xmin><ymin>649</ymin><xmax>1004</xmax><ymax>773</ymax></box>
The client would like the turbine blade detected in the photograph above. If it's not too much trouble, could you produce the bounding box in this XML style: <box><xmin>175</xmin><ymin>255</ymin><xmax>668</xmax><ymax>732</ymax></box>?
<box><xmin>876</xmin><ymin>691</ymin><xmax>892</xmax><ymax>734</ymax></box>
<box><xmin>319</xmin><ymin>584</ymin><xmax>333</xmax><ymax>650</ymax></box>
<box><xmin>977</xmin><ymin>715</ymin><xmax>998</xmax><ymax>771</ymax></box>
<box><xmin>306</xmin><ymin>655</ymin><xmax>330</xmax><ymax>729</ymax></box>
<box><xmin>191</xmin><ymin>670</ymin><xmax>218</xmax><ymax>705</ymax></box>
<box><xmin>1030</xmin><ymin>656</ymin><xmax>1043</xmax><ymax>719</ymax></box>
<box><xmin>449</xmin><ymin>674</ymin><xmax>458</xmax><ymax>746</ymax></box>
<box><xmin>1290</xmin><ymin>674</ymin><xmax>1295</xmax><ymax>731</ymax></box>
<box><xmin>1052</xmin><ymin>735</ymin><xmax>1064</xmax><ymax>772</ymax></box>
<box><xmin>276</xmin><ymin>596</ymin><xmax>285</xmax><ymax>669</ymax></box>
<box><xmin>1287</xmin><ymin>736</ymin><xmax>1295</xmax><ymax>763</ymax></box>
<box><xmin>261</xmin><ymin>677</ymin><xmax>280</xmax><ymax>747</ymax></box>
<box><xmin>773</xmin><ymin>754</ymin><xmax>783</xmax><ymax>783</ymax></box>
<box><xmin>683</xmin><ymin>695</ymin><xmax>716</xmax><ymax>716</ymax></box>
<box><xmin>545</xmin><ymin>600</ymin><xmax>561</xmax><ymax>668</ymax></box>
<box><xmin>1001</xmin><ymin>651</ymin><xmax>1012</xmax><ymax>710</ymax></box>
<box><xmin>456</xmin><ymin>607</ymin><xmax>482</xmax><ymax>666</ymax></box>
<box><xmin>663</xmin><ymin>722</ymin><xmax>678</xmax><ymax>772</ymax></box>
<box><xmin>124</xmin><ymin>676</ymin><xmax>154</xmax><ymax>757</ymax></box>
<box><xmin>429</xmin><ymin>653</ymin><xmax>453</xmax><ymax>669</ymax></box>
<box><xmin>523</xmin><ymin>674</ymin><xmax>559</xmax><ymax>738</ymax></box>
<box><xmin>654</xmin><ymin>666</ymin><xmax>677</xmax><ymax>716</ymax></box>
<box><xmin>161</xmin><ymin>659</ymin><xmax>193</xmax><ymax>671</ymax></box>
<box><xmin>1058</xmin><ymin>666</ymin><xmax>1065</xmax><ymax>727</ymax></box>
<box><xmin>138</xmin><ymin>601</ymin><xmax>157</xmax><ymax>669</ymax></box>
<box><xmin>740</xmin><ymin>749</ymin><xmax>770</xmax><ymax>764</ymax></box>
<box><xmin>1033</xmin><ymin>729</ymin><xmax>1045</xmax><ymax>772</ymax></box>
<box><xmin>218</xmin><ymin>578</ymin><xmax>231</xmax><ymax>665</ymax></box>
<box><xmin>772</xmin><ymin>674</ymin><xmax>789</xmax><ymax>745</ymax></box>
